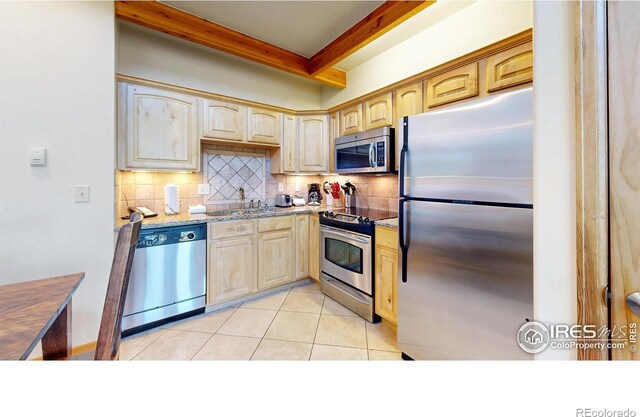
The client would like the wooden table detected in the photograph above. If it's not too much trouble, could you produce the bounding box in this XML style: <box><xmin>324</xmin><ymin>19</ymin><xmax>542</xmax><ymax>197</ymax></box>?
<box><xmin>0</xmin><ymin>273</ymin><xmax>84</xmax><ymax>360</ymax></box>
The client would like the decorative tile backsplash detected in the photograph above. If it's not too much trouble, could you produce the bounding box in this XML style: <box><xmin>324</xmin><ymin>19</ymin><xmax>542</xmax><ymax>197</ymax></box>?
<box><xmin>203</xmin><ymin>150</ymin><xmax>265</xmax><ymax>204</ymax></box>
<box><xmin>114</xmin><ymin>145</ymin><xmax>400</xmax><ymax>220</ymax></box>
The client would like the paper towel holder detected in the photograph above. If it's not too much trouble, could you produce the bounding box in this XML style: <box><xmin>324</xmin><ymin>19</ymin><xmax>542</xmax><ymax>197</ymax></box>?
<box><xmin>164</xmin><ymin>183</ymin><xmax>180</xmax><ymax>215</ymax></box>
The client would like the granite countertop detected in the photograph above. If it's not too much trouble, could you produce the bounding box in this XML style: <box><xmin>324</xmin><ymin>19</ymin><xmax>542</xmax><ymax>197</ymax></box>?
<box><xmin>114</xmin><ymin>205</ymin><xmax>328</xmax><ymax>231</ymax></box>
<box><xmin>375</xmin><ymin>217</ymin><xmax>399</xmax><ymax>229</ymax></box>
<box><xmin>115</xmin><ymin>205</ymin><xmax>400</xmax><ymax>231</ymax></box>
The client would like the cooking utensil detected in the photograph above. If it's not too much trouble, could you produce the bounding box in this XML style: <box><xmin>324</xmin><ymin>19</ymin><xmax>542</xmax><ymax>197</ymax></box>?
<box><xmin>344</xmin><ymin>180</ymin><xmax>356</xmax><ymax>195</ymax></box>
<box><xmin>330</xmin><ymin>182</ymin><xmax>341</xmax><ymax>199</ymax></box>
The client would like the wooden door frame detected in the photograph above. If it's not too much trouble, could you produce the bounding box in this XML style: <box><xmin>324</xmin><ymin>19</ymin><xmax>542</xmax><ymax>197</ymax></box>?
<box><xmin>574</xmin><ymin>0</ymin><xmax>610</xmax><ymax>360</ymax></box>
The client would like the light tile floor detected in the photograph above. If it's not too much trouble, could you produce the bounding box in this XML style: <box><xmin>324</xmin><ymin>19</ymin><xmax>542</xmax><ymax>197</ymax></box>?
<box><xmin>120</xmin><ymin>281</ymin><xmax>402</xmax><ymax>361</ymax></box>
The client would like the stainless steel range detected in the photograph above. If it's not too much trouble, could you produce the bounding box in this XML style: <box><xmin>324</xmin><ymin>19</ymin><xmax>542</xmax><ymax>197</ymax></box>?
<box><xmin>319</xmin><ymin>208</ymin><xmax>394</xmax><ymax>322</ymax></box>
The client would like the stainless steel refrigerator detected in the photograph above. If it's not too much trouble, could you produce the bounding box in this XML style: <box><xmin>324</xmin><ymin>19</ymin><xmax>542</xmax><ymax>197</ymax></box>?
<box><xmin>397</xmin><ymin>87</ymin><xmax>533</xmax><ymax>360</ymax></box>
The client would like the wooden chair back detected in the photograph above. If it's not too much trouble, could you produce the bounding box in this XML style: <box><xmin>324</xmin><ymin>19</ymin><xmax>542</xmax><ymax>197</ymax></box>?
<box><xmin>94</xmin><ymin>212</ymin><xmax>142</xmax><ymax>360</ymax></box>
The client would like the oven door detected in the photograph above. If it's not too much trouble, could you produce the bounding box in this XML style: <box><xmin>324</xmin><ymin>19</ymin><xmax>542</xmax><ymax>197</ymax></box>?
<box><xmin>320</xmin><ymin>225</ymin><xmax>372</xmax><ymax>295</ymax></box>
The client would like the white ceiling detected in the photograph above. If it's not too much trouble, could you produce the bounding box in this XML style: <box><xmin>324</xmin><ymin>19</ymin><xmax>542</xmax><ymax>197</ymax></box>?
<box><xmin>162</xmin><ymin>1</ymin><xmax>385</xmax><ymax>58</ymax></box>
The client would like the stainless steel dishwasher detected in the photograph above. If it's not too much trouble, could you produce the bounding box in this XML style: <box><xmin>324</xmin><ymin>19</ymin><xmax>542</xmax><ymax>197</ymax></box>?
<box><xmin>122</xmin><ymin>223</ymin><xmax>206</xmax><ymax>335</ymax></box>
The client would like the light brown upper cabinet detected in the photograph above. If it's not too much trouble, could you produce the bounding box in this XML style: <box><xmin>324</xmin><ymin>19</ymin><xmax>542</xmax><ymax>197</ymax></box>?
<box><xmin>364</xmin><ymin>92</ymin><xmax>393</xmax><ymax>130</ymax></box>
<box><xmin>117</xmin><ymin>83</ymin><xmax>200</xmax><ymax>171</ymax></box>
<box><xmin>340</xmin><ymin>103</ymin><xmax>362</xmax><ymax>136</ymax></box>
<box><xmin>280</xmin><ymin>113</ymin><xmax>297</xmax><ymax>173</ymax></box>
<box><xmin>425</xmin><ymin>62</ymin><xmax>479</xmax><ymax>108</ymax></box>
<box><xmin>329</xmin><ymin>111</ymin><xmax>340</xmax><ymax>172</ymax></box>
<box><xmin>201</xmin><ymin>99</ymin><xmax>245</xmax><ymax>141</ymax></box>
<box><xmin>298</xmin><ymin>114</ymin><xmax>329</xmax><ymax>172</ymax></box>
<box><xmin>485</xmin><ymin>42</ymin><xmax>533</xmax><ymax>92</ymax></box>
<box><xmin>395</xmin><ymin>82</ymin><xmax>424</xmax><ymax>125</ymax></box>
<box><xmin>247</xmin><ymin>108</ymin><xmax>281</xmax><ymax>145</ymax></box>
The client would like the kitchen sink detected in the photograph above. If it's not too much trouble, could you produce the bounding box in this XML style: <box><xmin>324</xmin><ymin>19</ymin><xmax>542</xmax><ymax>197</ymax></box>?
<box><xmin>205</xmin><ymin>207</ymin><xmax>272</xmax><ymax>217</ymax></box>
<box><xmin>205</xmin><ymin>210</ymin><xmax>240</xmax><ymax>217</ymax></box>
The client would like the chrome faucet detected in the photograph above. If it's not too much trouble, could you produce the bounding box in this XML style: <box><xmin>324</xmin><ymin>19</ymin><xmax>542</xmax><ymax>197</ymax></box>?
<box><xmin>238</xmin><ymin>187</ymin><xmax>245</xmax><ymax>209</ymax></box>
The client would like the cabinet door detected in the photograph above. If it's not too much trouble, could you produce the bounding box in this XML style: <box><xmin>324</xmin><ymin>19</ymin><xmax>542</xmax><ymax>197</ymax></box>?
<box><xmin>258</xmin><ymin>230</ymin><xmax>294</xmax><ymax>290</ymax></box>
<box><xmin>207</xmin><ymin>235</ymin><xmax>256</xmax><ymax>305</ymax></box>
<box><xmin>425</xmin><ymin>62</ymin><xmax>478</xmax><ymax>108</ymax></box>
<box><xmin>295</xmin><ymin>215</ymin><xmax>310</xmax><ymax>279</ymax></box>
<box><xmin>329</xmin><ymin>111</ymin><xmax>339</xmax><ymax>173</ymax></box>
<box><xmin>201</xmin><ymin>99</ymin><xmax>245</xmax><ymax>141</ymax></box>
<box><xmin>119</xmin><ymin>83</ymin><xmax>200</xmax><ymax>171</ymax></box>
<box><xmin>340</xmin><ymin>103</ymin><xmax>362</xmax><ymax>136</ymax></box>
<box><xmin>281</xmin><ymin>113</ymin><xmax>297</xmax><ymax>172</ymax></box>
<box><xmin>485</xmin><ymin>42</ymin><xmax>533</xmax><ymax>92</ymax></box>
<box><xmin>364</xmin><ymin>92</ymin><xmax>393</xmax><ymax>130</ymax></box>
<box><xmin>309</xmin><ymin>214</ymin><xmax>320</xmax><ymax>281</ymax></box>
<box><xmin>395</xmin><ymin>82</ymin><xmax>423</xmax><ymax>126</ymax></box>
<box><xmin>248</xmin><ymin>108</ymin><xmax>281</xmax><ymax>145</ymax></box>
<box><xmin>375</xmin><ymin>245</ymin><xmax>398</xmax><ymax>324</ymax></box>
<box><xmin>298</xmin><ymin>114</ymin><xmax>329</xmax><ymax>172</ymax></box>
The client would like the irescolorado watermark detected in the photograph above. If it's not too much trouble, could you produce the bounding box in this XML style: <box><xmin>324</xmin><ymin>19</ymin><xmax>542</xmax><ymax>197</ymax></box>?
<box><xmin>516</xmin><ymin>321</ymin><xmax>637</xmax><ymax>354</ymax></box>
<box><xmin>576</xmin><ymin>409</ymin><xmax>636</xmax><ymax>417</ymax></box>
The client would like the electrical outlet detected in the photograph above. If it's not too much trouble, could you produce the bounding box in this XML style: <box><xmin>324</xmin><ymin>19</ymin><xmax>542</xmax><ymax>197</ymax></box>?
<box><xmin>197</xmin><ymin>184</ymin><xmax>210</xmax><ymax>195</ymax></box>
<box><xmin>74</xmin><ymin>185</ymin><xmax>90</xmax><ymax>202</ymax></box>
<box><xmin>294</xmin><ymin>181</ymin><xmax>300</xmax><ymax>192</ymax></box>
<box><xmin>278</xmin><ymin>183</ymin><xmax>284</xmax><ymax>192</ymax></box>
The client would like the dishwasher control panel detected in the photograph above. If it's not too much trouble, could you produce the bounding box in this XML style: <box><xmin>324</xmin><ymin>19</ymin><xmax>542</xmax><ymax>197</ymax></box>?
<box><xmin>136</xmin><ymin>224</ymin><xmax>206</xmax><ymax>248</ymax></box>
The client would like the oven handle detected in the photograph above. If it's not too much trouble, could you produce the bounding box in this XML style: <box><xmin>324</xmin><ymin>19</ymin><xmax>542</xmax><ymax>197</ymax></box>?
<box><xmin>320</xmin><ymin>225</ymin><xmax>371</xmax><ymax>244</ymax></box>
<box><xmin>369</xmin><ymin>143</ymin><xmax>376</xmax><ymax>168</ymax></box>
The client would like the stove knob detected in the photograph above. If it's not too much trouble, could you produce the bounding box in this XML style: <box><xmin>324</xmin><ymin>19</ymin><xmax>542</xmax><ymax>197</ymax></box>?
<box><xmin>357</xmin><ymin>216</ymin><xmax>363</xmax><ymax>222</ymax></box>
<box><xmin>329</xmin><ymin>212</ymin><xmax>335</xmax><ymax>218</ymax></box>
<box><xmin>364</xmin><ymin>217</ymin><xmax>371</xmax><ymax>224</ymax></box>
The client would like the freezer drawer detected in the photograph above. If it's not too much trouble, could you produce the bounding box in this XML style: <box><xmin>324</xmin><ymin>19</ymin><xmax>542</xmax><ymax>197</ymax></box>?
<box><xmin>402</xmin><ymin>87</ymin><xmax>532</xmax><ymax>205</ymax></box>
<box><xmin>397</xmin><ymin>200</ymin><xmax>533</xmax><ymax>360</ymax></box>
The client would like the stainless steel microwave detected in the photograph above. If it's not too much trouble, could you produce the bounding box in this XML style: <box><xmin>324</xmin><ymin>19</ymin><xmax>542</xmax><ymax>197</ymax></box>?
<box><xmin>334</xmin><ymin>127</ymin><xmax>394</xmax><ymax>174</ymax></box>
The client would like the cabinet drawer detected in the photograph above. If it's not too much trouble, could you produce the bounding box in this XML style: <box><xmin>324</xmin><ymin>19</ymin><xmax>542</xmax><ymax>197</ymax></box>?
<box><xmin>209</xmin><ymin>220</ymin><xmax>256</xmax><ymax>240</ymax></box>
<box><xmin>376</xmin><ymin>226</ymin><xmax>398</xmax><ymax>249</ymax></box>
<box><xmin>258</xmin><ymin>215</ymin><xmax>294</xmax><ymax>232</ymax></box>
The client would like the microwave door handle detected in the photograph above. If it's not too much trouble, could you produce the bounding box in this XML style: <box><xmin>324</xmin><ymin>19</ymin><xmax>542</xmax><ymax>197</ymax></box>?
<box><xmin>369</xmin><ymin>143</ymin><xmax>376</xmax><ymax>168</ymax></box>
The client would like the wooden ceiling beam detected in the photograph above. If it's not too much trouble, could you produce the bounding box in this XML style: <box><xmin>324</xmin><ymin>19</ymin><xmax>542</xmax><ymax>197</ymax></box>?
<box><xmin>115</xmin><ymin>1</ymin><xmax>347</xmax><ymax>88</ymax></box>
<box><xmin>308</xmin><ymin>1</ymin><xmax>436</xmax><ymax>76</ymax></box>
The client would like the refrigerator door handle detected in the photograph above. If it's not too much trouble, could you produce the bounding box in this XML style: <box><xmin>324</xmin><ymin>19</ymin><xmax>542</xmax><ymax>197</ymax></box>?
<box><xmin>399</xmin><ymin>116</ymin><xmax>408</xmax><ymax>197</ymax></box>
<box><xmin>399</xmin><ymin>198</ymin><xmax>409</xmax><ymax>283</ymax></box>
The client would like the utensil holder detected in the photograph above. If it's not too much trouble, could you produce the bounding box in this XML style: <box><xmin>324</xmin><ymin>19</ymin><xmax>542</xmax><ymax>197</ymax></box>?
<box><xmin>345</xmin><ymin>195</ymin><xmax>353</xmax><ymax>208</ymax></box>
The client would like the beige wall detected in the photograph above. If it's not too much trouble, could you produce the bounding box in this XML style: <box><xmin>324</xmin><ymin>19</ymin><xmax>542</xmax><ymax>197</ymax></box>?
<box><xmin>532</xmin><ymin>0</ymin><xmax>577</xmax><ymax>360</ymax></box>
<box><xmin>117</xmin><ymin>23</ymin><xmax>323</xmax><ymax>111</ymax></box>
<box><xmin>0</xmin><ymin>1</ymin><xmax>115</xmax><ymax>348</ymax></box>
<box><xmin>321</xmin><ymin>0</ymin><xmax>534</xmax><ymax>109</ymax></box>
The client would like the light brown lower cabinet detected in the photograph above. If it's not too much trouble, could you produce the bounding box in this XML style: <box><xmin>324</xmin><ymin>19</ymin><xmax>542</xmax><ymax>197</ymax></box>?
<box><xmin>207</xmin><ymin>220</ymin><xmax>257</xmax><ymax>305</ymax></box>
<box><xmin>206</xmin><ymin>214</ymin><xmax>316</xmax><ymax>306</ymax></box>
<box><xmin>258</xmin><ymin>229</ymin><xmax>294</xmax><ymax>290</ymax></box>
<box><xmin>375</xmin><ymin>226</ymin><xmax>398</xmax><ymax>324</ymax></box>
<box><xmin>309</xmin><ymin>214</ymin><xmax>320</xmax><ymax>281</ymax></box>
<box><xmin>295</xmin><ymin>215</ymin><xmax>310</xmax><ymax>279</ymax></box>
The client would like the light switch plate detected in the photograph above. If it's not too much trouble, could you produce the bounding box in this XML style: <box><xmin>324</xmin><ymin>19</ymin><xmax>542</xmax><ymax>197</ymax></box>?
<box><xmin>197</xmin><ymin>184</ymin><xmax>210</xmax><ymax>195</ymax></box>
<box><xmin>278</xmin><ymin>183</ymin><xmax>284</xmax><ymax>192</ymax></box>
<box><xmin>29</xmin><ymin>147</ymin><xmax>47</xmax><ymax>166</ymax></box>
<box><xmin>74</xmin><ymin>185</ymin><xmax>90</xmax><ymax>202</ymax></box>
